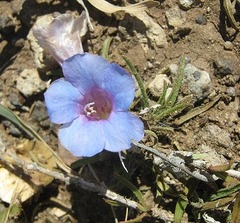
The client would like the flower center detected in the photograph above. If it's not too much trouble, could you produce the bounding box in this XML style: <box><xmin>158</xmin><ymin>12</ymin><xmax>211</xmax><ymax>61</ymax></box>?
<box><xmin>82</xmin><ymin>88</ymin><xmax>113</xmax><ymax>120</ymax></box>
<box><xmin>84</xmin><ymin>102</ymin><xmax>97</xmax><ymax>117</ymax></box>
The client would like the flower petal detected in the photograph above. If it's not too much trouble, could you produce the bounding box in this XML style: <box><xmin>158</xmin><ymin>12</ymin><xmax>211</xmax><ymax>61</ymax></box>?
<box><xmin>102</xmin><ymin>63</ymin><xmax>135</xmax><ymax>111</ymax></box>
<box><xmin>103</xmin><ymin>112</ymin><xmax>144</xmax><ymax>152</ymax></box>
<box><xmin>33</xmin><ymin>13</ymin><xmax>87</xmax><ymax>64</ymax></box>
<box><xmin>62</xmin><ymin>53</ymin><xmax>109</xmax><ymax>94</ymax></box>
<box><xmin>58</xmin><ymin>116</ymin><xmax>106</xmax><ymax>157</ymax></box>
<box><xmin>44</xmin><ymin>78</ymin><xmax>83</xmax><ymax>124</ymax></box>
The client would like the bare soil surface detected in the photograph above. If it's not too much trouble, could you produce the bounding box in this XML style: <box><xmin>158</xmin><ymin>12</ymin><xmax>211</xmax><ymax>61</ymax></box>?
<box><xmin>0</xmin><ymin>0</ymin><xmax>240</xmax><ymax>222</ymax></box>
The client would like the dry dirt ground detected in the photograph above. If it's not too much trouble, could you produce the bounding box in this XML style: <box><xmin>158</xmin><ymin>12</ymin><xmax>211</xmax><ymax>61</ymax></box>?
<box><xmin>0</xmin><ymin>0</ymin><xmax>240</xmax><ymax>222</ymax></box>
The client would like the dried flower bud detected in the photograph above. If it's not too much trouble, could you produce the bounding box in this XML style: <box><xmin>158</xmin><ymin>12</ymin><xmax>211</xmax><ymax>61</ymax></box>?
<box><xmin>33</xmin><ymin>11</ymin><xmax>88</xmax><ymax>65</ymax></box>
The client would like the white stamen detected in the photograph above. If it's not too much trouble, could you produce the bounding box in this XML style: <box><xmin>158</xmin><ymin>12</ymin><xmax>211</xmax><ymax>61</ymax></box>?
<box><xmin>84</xmin><ymin>102</ymin><xmax>97</xmax><ymax>117</ymax></box>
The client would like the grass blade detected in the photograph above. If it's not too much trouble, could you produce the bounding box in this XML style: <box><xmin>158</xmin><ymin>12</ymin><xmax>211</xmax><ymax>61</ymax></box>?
<box><xmin>0</xmin><ymin>104</ymin><xmax>41</xmax><ymax>140</ymax></box>
<box><xmin>165</xmin><ymin>57</ymin><xmax>186</xmax><ymax>107</ymax></box>
<box><xmin>101</xmin><ymin>36</ymin><xmax>113</xmax><ymax>60</ymax></box>
<box><xmin>123</xmin><ymin>56</ymin><xmax>149</xmax><ymax>108</ymax></box>
<box><xmin>231</xmin><ymin>192</ymin><xmax>240</xmax><ymax>223</ymax></box>
<box><xmin>115</xmin><ymin>172</ymin><xmax>149</xmax><ymax>211</ymax></box>
<box><xmin>174</xmin><ymin>195</ymin><xmax>188</xmax><ymax>223</ymax></box>
<box><xmin>0</xmin><ymin>104</ymin><xmax>71</xmax><ymax>173</ymax></box>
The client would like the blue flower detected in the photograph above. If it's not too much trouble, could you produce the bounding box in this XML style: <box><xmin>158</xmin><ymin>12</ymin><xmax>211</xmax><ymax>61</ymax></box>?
<box><xmin>44</xmin><ymin>53</ymin><xmax>144</xmax><ymax>157</ymax></box>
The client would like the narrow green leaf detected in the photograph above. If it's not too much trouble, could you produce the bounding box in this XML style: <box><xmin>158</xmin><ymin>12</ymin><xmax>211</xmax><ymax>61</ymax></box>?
<box><xmin>0</xmin><ymin>104</ymin><xmax>41</xmax><ymax>140</ymax></box>
<box><xmin>174</xmin><ymin>96</ymin><xmax>221</xmax><ymax>125</ymax></box>
<box><xmin>210</xmin><ymin>184</ymin><xmax>240</xmax><ymax>201</ymax></box>
<box><xmin>231</xmin><ymin>192</ymin><xmax>240</xmax><ymax>223</ymax></box>
<box><xmin>123</xmin><ymin>56</ymin><xmax>149</xmax><ymax>108</ymax></box>
<box><xmin>165</xmin><ymin>57</ymin><xmax>186</xmax><ymax>107</ymax></box>
<box><xmin>144</xmin><ymin>129</ymin><xmax>158</xmax><ymax>144</ymax></box>
<box><xmin>174</xmin><ymin>196</ymin><xmax>188</xmax><ymax>223</ymax></box>
<box><xmin>101</xmin><ymin>36</ymin><xmax>113</xmax><ymax>60</ymax></box>
<box><xmin>0</xmin><ymin>104</ymin><xmax>71</xmax><ymax>173</ymax></box>
<box><xmin>157</xmin><ymin>79</ymin><xmax>169</xmax><ymax>106</ymax></box>
<box><xmin>71</xmin><ymin>154</ymin><xmax>101</xmax><ymax>169</ymax></box>
<box><xmin>155</xmin><ymin>102</ymin><xmax>187</xmax><ymax>120</ymax></box>
<box><xmin>0</xmin><ymin>204</ymin><xmax>22</xmax><ymax>223</ymax></box>
<box><xmin>114</xmin><ymin>172</ymin><xmax>149</xmax><ymax>211</ymax></box>
<box><xmin>201</xmin><ymin>194</ymin><xmax>236</xmax><ymax>211</ymax></box>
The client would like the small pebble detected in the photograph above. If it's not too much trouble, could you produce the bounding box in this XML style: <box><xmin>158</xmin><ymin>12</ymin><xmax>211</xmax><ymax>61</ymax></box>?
<box><xmin>195</xmin><ymin>15</ymin><xmax>207</xmax><ymax>25</ymax></box>
<box><xmin>148</xmin><ymin>74</ymin><xmax>172</xmax><ymax>98</ymax></box>
<box><xmin>226</xmin><ymin>87</ymin><xmax>236</xmax><ymax>96</ymax></box>
<box><xmin>214</xmin><ymin>58</ymin><xmax>235</xmax><ymax>76</ymax></box>
<box><xmin>9</xmin><ymin>124</ymin><xmax>22</xmax><ymax>137</ymax></box>
<box><xmin>31</xmin><ymin>101</ymin><xmax>49</xmax><ymax>122</ymax></box>
<box><xmin>206</xmin><ymin>7</ymin><xmax>211</xmax><ymax>13</ymax></box>
<box><xmin>2</xmin><ymin>120</ymin><xmax>22</xmax><ymax>137</ymax></box>
<box><xmin>16</xmin><ymin>68</ymin><xmax>48</xmax><ymax>97</ymax></box>
<box><xmin>178</xmin><ymin>0</ymin><xmax>194</xmax><ymax>10</ymax></box>
<box><xmin>184</xmin><ymin>64</ymin><xmax>212</xmax><ymax>101</ymax></box>
<box><xmin>147</xmin><ymin>61</ymin><xmax>154</xmax><ymax>69</ymax></box>
<box><xmin>40</xmin><ymin>119</ymin><xmax>51</xmax><ymax>128</ymax></box>
<box><xmin>9</xmin><ymin>92</ymin><xmax>24</xmax><ymax>107</ymax></box>
<box><xmin>169</xmin><ymin>64</ymin><xmax>178</xmax><ymax>75</ymax></box>
<box><xmin>223</xmin><ymin>41</ymin><xmax>233</xmax><ymax>51</ymax></box>
<box><xmin>165</xmin><ymin>7</ymin><xmax>184</xmax><ymax>28</ymax></box>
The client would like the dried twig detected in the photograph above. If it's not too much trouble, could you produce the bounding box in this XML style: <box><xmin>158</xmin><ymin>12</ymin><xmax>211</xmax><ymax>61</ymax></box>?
<box><xmin>132</xmin><ymin>141</ymin><xmax>215</xmax><ymax>182</ymax></box>
<box><xmin>0</xmin><ymin>150</ymin><xmax>143</xmax><ymax>211</ymax></box>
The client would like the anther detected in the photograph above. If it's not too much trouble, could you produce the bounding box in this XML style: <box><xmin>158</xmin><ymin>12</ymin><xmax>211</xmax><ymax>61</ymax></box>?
<box><xmin>84</xmin><ymin>102</ymin><xmax>97</xmax><ymax>117</ymax></box>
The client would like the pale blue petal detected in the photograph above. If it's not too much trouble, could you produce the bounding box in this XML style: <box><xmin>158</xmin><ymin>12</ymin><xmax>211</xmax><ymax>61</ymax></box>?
<box><xmin>58</xmin><ymin>116</ymin><xmax>106</xmax><ymax>157</ymax></box>
<box><xmin>44</xmin><ymin>78</ymin><xmax>83</xmax><ymax>124</ymax></box>
<box><xmin>102</xmin><ymin>63</ymin><xmax>135</xmax><ymax>111</ymax></box>
<box><xmin>103</xmin><ymin>112</ymin><xmax>144</xmax><ymax>152</ymax></box>
<box><xmin>62</xmin><ymin>53</ymin><xmax>109</xmax><ymax>94</ymax></box>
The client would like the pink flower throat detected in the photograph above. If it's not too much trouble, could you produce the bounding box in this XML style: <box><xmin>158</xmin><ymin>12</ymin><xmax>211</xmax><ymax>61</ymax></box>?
<box><xmin>82</xmin><ymin>87</ymin><xmax>113</xmax><ymax>120</ymax></box>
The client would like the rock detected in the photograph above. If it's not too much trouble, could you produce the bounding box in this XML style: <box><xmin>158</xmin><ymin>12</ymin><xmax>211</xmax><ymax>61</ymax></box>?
<box><xmin>204</xmin><ymin>124</ymin><xmax>233</xmax><ymax>149</ymax></box>
<box><xmin>31</xmin><ymin>101</ymin><xmax>50</xmax><ymax>128</ymax></box>
<box><xmin>39</xmin><ymin>119</ymin><xmax>51</xmax><ymax>128</ymax></box>
<box><xmin>148</xmin><ymin>74</ymin><xmax>172</xmax><ymax>98</ymax></box>
<box><xmin>11</xmin><ymin>0</ymin><xmax>25</xmax><ymax>15</ymax></box>
<box><xmin>178</xmin><ymin>0</ymin><xmax>194</xmax><ymax>10</ymax></box>
<box><xmin>198</xmin><ymin>145</ymin><xmax>228</xmax><ymax>167</ymax></box>
<box><xmin>183</xmin><ymin>63</ymin><xmax>212</xmax><ymax>101</ymax></box>
<box><xmin>169</xmin><ymin>64</ymin><xmax>178</xmax><ymax>75</ymax></box>
<box><xmin>213</xmin><ymin>56</ymin><xmax>237</xmax><ymax>77</ymax></box>
<box><xmin>145</xmin><ymin>20</ymin><xmax>167</xmax><ymax>47</ymax></box>
<box><xmin>9</xmin><ymin>124</ymin><xmax>22</xmax><ymax>137</ymax></box>
<box><xmin>16</xmin><ymin>68</ymin><xmax>48</xmax><ymax>97</ymax></box>
<box><xmin>31</xmin><ymin>101</ymin><xmax>49</xmax><ymax>122</ymax></box>
<box><xmin>165</xmin><ymin>8</ymin><xmax>192</xmax><ymax>42</ymax></box>
<box><xmin>170</xmin><ymin>26</ymin><xmax>192</xmax><ymax>42</ymax></box>
<box><xmin>119</xmin><ymin>12</ymin><xmax>167</xmax><ymax>48</ymax></box>
<box><xmin>9</xmin><ymin>92</ymin><xmax>25</xmax><ymax>108</ymax></box>
<box><xmin>223</xmin><ymin>41</ymin><xmax>233</xmax><ymax>51</ymax></box>
<box><xmin>2</xmin><ymin>120</ymin><xmax>22</xmax><ymax>137</ymax></box>
<box><xmin>226</xmin><ymin>87</ymin><xmax>236</xmax><ymax>97</ymax></box>
<box><xmin>165</xmin><ymin>7</ymin><xmax>185</xmax><ymax>28</ymax></box>
<box><xmin>195</xmin><ymin>14</ymin><xmax>207</xmax><ymax>25</ymax></box>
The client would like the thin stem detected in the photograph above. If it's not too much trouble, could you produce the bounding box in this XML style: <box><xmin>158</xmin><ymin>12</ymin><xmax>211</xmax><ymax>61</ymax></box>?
<box><xmin>0</xmin><ymin>150</ymin><xmax>143</xmax><ymax>211</ymax></box>
<box><xmin>132</xmin><ymin>141</ymin><xmax>214</xmax><ymax>182</ymax></box>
